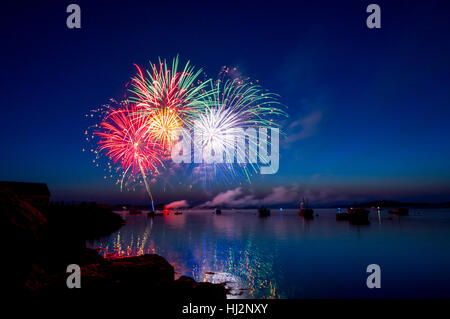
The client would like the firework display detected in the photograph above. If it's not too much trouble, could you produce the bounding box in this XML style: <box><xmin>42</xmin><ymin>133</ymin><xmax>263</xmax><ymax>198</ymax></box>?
<box><xmin>88</xmin><ymin>57</ymin><xmax>287</xmax><ymax>204</ymax></box>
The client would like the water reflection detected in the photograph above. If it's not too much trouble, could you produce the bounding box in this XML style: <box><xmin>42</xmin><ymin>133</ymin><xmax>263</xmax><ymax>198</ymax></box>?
<box><xmin>88</xmin><ymin>208</ymin><xmax>450</xmax><ymax>298</ymax></box>
<box><xmin>89</xmin><ymin>210</ymin><xmax>282</xmax><ymax>298</ymax></box>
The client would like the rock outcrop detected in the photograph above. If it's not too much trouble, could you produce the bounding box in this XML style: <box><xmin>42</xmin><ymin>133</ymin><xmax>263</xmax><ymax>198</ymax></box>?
<box><xmin>0</xmin><ymin>187</ymin><xmax>47</xmax><ymax>292</ymax></box>
<box><xmin>36</xmin><ymin>253</ymin><xmax>226</xmax><ymax>299</ymax></box>
<box><xmin>0</xmin><ymin>187</ymin><xmax>226</xmax><ymax>300</ymax></box>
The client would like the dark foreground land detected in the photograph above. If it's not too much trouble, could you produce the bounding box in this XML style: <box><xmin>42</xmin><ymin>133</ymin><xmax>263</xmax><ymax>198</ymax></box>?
<box><xmin>0</xmin><ymin>187</ymin><xmax>226</xmax><ymax>300</ymax></box>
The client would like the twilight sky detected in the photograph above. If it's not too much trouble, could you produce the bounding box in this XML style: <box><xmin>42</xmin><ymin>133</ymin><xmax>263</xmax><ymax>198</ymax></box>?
<box><xmin>1</xmin><ymin>0</ymin><xmax>450</xmax><ymax>205</ymax></box>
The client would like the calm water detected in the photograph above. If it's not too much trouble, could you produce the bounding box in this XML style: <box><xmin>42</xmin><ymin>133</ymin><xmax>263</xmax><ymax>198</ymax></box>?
<box><xmin>87</xmin><ymin>208</ymin><xmax>450</xmax><ymax>298</ymax></box>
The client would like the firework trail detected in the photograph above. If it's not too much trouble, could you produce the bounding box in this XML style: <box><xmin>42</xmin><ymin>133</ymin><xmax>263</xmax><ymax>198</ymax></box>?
<box><xmin>95</xmin><ymin>103</ymin><xmax>164</xmax><ymax>211</ymax></box>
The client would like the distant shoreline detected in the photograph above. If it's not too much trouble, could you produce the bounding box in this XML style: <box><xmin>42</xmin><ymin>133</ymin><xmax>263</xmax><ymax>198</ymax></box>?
<box><xmin>99</xmin><ymin>200</ymin><xmax>450</xmax><ymax>211</ymax></box>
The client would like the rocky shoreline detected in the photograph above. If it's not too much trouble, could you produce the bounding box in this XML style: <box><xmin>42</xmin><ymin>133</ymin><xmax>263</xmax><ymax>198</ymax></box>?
<box><xmin>0</xmin><ymin>187</ymin><xmax>226</xmax><ymax>299</ymax></box>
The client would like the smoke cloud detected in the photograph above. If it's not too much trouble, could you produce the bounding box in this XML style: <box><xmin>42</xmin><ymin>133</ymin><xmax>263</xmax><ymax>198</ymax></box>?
<box><xmin>165</xmin><ymin>200</ymin><xmax>189</xmax><ymax>209</ymax></box>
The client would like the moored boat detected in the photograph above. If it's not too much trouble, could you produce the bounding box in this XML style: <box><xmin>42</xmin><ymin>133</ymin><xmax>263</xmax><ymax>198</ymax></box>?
<box><xmin>298</xmin><ymin>198</ymin><xmax>313</xmax><ymax>218</ymax></box>
<box><xmin>347</xmin><ymin>207</ymin><xmax>370</xmax><ymax>224</ymax></box>
<box><xmin>258</xmin><ymin>206</ymin><xmax>271</xmax><ymax>217</ymax></box>
<box><xmin>299</xmin><ymin>208</ymin><xmax>314</xmax><ymax>218</ymax></box>
<box><xmin>336</xmin><ymin>208</ymin><xmax>350</xmax><ymax>221</ymax></box>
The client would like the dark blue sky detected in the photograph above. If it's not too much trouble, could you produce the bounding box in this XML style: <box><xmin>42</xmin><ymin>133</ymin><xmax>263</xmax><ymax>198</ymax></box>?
<box><xmin>1</xmin><ymin>0</ymin><xmax>450</xmax><ymax>205</ymax></box>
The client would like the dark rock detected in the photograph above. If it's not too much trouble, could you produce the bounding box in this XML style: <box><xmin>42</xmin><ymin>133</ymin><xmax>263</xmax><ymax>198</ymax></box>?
<box><xmin>1</xmin><ymin>186</ymin><xmax>226</xmax><ymax>300</ymax></box>
<box><xmin>173</xmin><ymin>275</ymin><xmax>227</xmax><ymax>300</ymax></box>
<box><xmin>0</xmin><ymin>187</ymin><xmax>47</xmax><ymax>292</ymax></box>
<box><xmin>38</xmin><ymin>254</ymin><xmax>174</xmax><ymax>291</ymax></box>
<box><xmin>42</xmin><ymin>202</ymin><xmax>125</xmax><ymax>241</ymax></box>
<box><xmin>38</xmin><ymin>254</ymin><xmax>226</xmax><ymax>300</ymax></box>
<box><xmin>24</xmin><ymin>264</ymin><xmax>48</xmax><ymax>291</ymax></box>
<box><xmin>190</xmin><ymin>281</ymin><xmax>228</xmax><ymax>299</ymax></box>
<box><xmin>101</xmin><ymin>254</ymin><xmax>174</xmax><ymax>289</ymax></box>
<box><xmin>0</xmin><ymin>187</ymin><xmax>47</xmax><ymax>241</ymax></box>
<box><xmin>177</xmin><ymin>275</ymin><xmax>196</xmax><ymax>284</ymax></box>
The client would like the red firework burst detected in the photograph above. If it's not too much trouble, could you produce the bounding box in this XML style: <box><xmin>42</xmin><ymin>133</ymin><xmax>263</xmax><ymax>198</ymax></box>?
<box><xmin>95</xmin><ymin>103</ymin><xmax>164</xmax><ymax>175</ymax></box>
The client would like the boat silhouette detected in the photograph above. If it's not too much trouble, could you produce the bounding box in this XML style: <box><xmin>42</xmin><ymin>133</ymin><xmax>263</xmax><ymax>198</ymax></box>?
<box><xmin>299</xmin><ymin>198</ymin><xmax>314</xmax><ymax>218</ymax></box>
<box><xmin>347</xmin><ymin>207</ymin><xmax>370</xmax><ymax>224</ymax></box>
<box><xmin>258</xmin><ymin>206</ymin><xmax>271</xmax><ymax>217</ymax></box>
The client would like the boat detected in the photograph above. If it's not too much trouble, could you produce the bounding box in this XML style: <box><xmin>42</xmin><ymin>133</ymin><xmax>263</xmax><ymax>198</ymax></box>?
<box><xmin>299</xmin><ymin>208</ymin><xmax>314</xmax><ymax>218</ymax></box>
<box><xmin>388</xmin><ymin>207</ymin><xmax>409</xmax><ymax>215</ymax></box>
<box><xmin>258</xmin><ymin>206</ymin><xmax>271</xmax><ymax>217</ymax></box>
<box><xmin>214</xmin><ymin>208</ymin><xmax>222</xmax><ymax>215</ymax></box>
<box><xmin>298</xmin><ymin>198</ymin><xmax>314</xmax><ymax>218</ymax></box>
<box><xmin>347</xmin><ymin>207</ymin><xmax>370</xmax><ymax>224</ymax></box>
<box><xmin>336</xmin><ymin>208</ymin><xmax>350</xmax><ymax>221</ymax></box>
<box><xmin>174</xmin><ymin>211</ymin><xmax>183</xmax><ymax>215</ymax></box>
